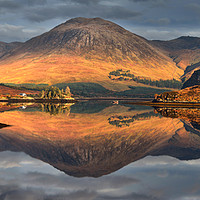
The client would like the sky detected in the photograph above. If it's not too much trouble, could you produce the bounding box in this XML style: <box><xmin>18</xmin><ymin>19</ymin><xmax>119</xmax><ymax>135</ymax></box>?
<box><xmin>0</xmin><ymin>0</ymin><xmax>200</xmax><ymax>42</ymax></box>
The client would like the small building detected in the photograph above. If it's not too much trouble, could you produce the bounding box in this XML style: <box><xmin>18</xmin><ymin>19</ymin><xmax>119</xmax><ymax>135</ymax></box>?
<box><xmin>19</xmin><ymin>93</ymin><xmax>27</xmax><ymax>97</ymax></box>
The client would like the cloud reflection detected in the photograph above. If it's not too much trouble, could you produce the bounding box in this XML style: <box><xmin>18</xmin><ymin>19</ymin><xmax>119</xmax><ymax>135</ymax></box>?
<box><xmin>0</xmin><ymin>151</ymin><xmax>200</xmax><ymax>199</ymax></box>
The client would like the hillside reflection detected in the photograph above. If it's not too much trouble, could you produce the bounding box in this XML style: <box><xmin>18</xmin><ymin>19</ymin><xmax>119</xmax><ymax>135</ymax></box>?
<box><xmin>0</xmin><ymin>102</ymin><xmax>199</xmax><ymax>177</ymax></box>
<box><xmin>155</xmin><ymin>107</ymin><xmax>200</xmax><ymax>131</ymax></box>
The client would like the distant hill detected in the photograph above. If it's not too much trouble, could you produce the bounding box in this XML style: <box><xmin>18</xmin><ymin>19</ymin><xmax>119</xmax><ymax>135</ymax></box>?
<box><xmin>151</xmin><ymin>36</ymin><xmax>200</xmax><ymax>81</ymax></box>
<box><xmin>0</xmin><ymin>17</ymin><xmax>183</xmax><ymax>91</ymax></box>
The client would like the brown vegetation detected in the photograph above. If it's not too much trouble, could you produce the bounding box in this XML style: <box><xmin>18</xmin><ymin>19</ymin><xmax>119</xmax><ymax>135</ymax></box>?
<box><xmin>154</xmin><ymin>85</ymin><xmax>200</xmax><ymax>102</ymax></box>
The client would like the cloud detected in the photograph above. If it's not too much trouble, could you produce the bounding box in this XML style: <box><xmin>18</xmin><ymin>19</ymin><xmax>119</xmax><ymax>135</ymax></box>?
<box><xmin>125</xmin><ymin>25</ymin><xmax>200</xmax><ymax>40</ymax></box>
<box><xmin>25</xmin><ymin>3</ymin><xmax>140</xmax><ymax>23</ymax></box>
<box><xmin>0</xmin><ymin>0</ymin><xmax>47</xmax><ymax>7</ymax></box>
<box><xmin>128</xmin><ymin>0</ymin><xmax>166</xmax><ymax>6</ymax></box>
<box><xmin>0</xmin><ymin>0</ymin><xmax>199</xmax><ymax>41</ymax></box>
<box><xmin>0</xmin><ymin>24</ymin><xmax>46</xmax><ymax>42</ymax></box>
<box><xmin>98</xmin><ymin>192</ymin><xmax>157</xmax><ymax>200</ymax></box>
<box><xmin>0</xmin><ymin>1</ymin><xmax>20</xmax><ymax>10</ymax></box>
<box><xmin>129</xmin><ymin>0</ymin><xmax>150</xmax><ymax>1</ymax></box>
<box><xmin>186</xmin><ymin>3</ymin><xmax>200</xmax><ymax>15</ymax></box>
<box><xmin>133</xmin><ymin>156</ymin><xmax>180</xmax><ymax>166</ymax></box>
<box><xmin>47</xmin><ymin>190</ymin><xmax>97</xmax><ymax>200</ymax></box>
<box><xmin>1</xmin><ymin>151</ymin><xmax>200</xmax><ymax>200</ymax></box>
<box><xmin>146</xmin><ymin>18</ymin><xmax>170</xmax><ymax>26</ymax></box>
<box><xmin>0</xmin><ymin>189</ymin><xmax>43</xmax><ymax>200</ymax></box>
<box><xmin>69</xmin><ymin>0</ymin><xmax>101</xmax><ymax>5</ymax></box>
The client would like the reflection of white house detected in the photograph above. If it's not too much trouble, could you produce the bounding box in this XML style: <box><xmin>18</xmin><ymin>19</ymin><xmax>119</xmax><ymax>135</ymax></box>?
<box><xmin>19</xmin><ymin>93</ymin><xmax>27</xmax><ymax>97</ymax></box>
<box><xmin>19</xmin><ymin>106</ymin><xmax>27</xmax><ymax>109</ymax></box>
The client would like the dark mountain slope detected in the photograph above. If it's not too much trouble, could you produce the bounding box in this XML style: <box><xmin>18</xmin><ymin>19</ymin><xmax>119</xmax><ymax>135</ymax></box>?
<box><xmin>182</xmin><ymin>69</ymin><xmax>200</xmax><ymax>89</ymax></box>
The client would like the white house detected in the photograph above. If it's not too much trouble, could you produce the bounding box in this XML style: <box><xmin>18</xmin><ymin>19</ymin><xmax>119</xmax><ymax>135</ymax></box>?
<box><xmin>19</xmin><ymin>93</ymin><xmax>27</xmax><ymax>97</ymax></box>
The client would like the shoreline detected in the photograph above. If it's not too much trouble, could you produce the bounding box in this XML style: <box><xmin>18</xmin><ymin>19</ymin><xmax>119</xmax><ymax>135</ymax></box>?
<box><xmin>126</xmin><ymin>101</ymin><xmax>200</xmax><ymax>108</ymax></box>
<box><xmin>76</xmin><ymin>97</ymin><xmax>153</xmax><ymax>101</ymax></box>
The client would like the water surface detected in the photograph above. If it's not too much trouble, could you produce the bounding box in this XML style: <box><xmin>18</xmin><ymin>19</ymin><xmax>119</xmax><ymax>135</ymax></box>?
<box><xmin>0</xmin><ymin>101</ymin><xmax>200</xmax><ymax>199</ymax></box>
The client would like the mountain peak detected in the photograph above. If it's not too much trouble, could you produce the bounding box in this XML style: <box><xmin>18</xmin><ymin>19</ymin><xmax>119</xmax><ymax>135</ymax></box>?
<box><xmin>52</xmin><ymin>17</ymin><xmax>123</xmax><ymax>33</ymax></box>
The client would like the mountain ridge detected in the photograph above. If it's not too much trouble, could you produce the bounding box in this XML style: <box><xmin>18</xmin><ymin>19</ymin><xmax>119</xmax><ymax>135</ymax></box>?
<box><xmin>151</xmin><ymin>36</ymin><xmax>200</xmax><ymax>80</ymax></box>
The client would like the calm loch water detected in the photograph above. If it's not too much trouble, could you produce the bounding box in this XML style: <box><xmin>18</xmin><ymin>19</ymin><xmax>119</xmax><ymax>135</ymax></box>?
<box><xmin>0</xmin><ymin>101</ymin><xmax>200</xmax><ymax>199</ymax></box>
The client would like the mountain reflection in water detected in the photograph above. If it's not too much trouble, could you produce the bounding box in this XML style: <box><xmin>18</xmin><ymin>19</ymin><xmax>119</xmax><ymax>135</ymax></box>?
<box><xmin>0</xmin><ymin>102</ymin><xmax>199</xmax><ymax>179</ymax></box>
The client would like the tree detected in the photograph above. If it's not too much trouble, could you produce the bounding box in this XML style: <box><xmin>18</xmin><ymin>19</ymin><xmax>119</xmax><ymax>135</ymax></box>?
<box><xmin>40</xmin><ymin>90</ymin><xmax>45</xmax><ymax>98</ymax></box>
<box><xmin>40</xmin><ymin>86</ymin><xmax>72</xmax><ymax>99</ymax></box>
<box><xmin>48</xmin><ymin>91</ymin><xmax>52</xmax><ymax>99</ymax></box>
<box><xmin>65</xmin><ymin>86</ymin><xmax>71</xmax><ymax>97</ymax></box>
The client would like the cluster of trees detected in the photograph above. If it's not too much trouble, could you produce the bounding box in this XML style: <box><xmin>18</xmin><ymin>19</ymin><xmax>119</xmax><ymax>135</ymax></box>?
<box><xmin>154</xmin><ymin>91</ymin><xmax>179</xmax><ymax>102</ymax></box>
<box><xmin>108</xmin><ymin>69</ymin><xmax>183</xmax><ymax>89</ymax></box>
<box><xmin>133</xmin><ymin>78</ymin><xmax>183</xmax><ymax>89</ymax></box>
<box><xmin>40</xmin><ymin>86</ymin><xmax>71</xmax><ymax>99</ymax></box>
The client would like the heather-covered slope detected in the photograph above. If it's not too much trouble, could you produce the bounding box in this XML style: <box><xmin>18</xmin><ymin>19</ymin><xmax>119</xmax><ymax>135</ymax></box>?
<box><xmin>0</xmin><ymin>17</ymin><xmax>183</xmax><ymax>89</ymax></box>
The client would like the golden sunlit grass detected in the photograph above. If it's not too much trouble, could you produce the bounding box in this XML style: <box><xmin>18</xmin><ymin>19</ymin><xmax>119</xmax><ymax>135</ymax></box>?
<box><xmin>0</xmin><ymin>53</ymin><xmax>184</xmax><ymax>90</ymax></box>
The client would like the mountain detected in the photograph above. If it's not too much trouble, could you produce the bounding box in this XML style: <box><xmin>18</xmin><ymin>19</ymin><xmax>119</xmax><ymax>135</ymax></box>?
<box><xmin>151</xmin><ymin>36</ymin><xmax>200</xmax><ymax>81</ymax></box>
<box><xmin>0</xmin><ymin>17</ymin><xmax>183</xmax><ymax>90</ymax></box>
<box><xmin>0</xmin><ymin>41</ymin><xmax>22</xmax><ymax>58</ymax></box>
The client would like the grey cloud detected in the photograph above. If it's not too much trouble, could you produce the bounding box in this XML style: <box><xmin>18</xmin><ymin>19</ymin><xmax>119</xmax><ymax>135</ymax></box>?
<box><xmin>0</xmin><ymin>0</ymin><xmax>47</xmax><ymax>10</ymax></box>
<box><xmin>69</xmin><ymin>0</ymin><xmax>101</xmax><ymax>5</ymax></box>
<box><xmin>0</xmin><ymin>24</ymin><xmax>46</xmax><ymax>42</ymax></box>
<box><xmin>101</xmin><ymin>5</ymin><xmax>140</xmax><ymax>19</ymax></box>
<box><xmin>0</xmin><ymin>0</ymin><xmax>199</xmax><ymax>42</ymax></box>
<box><xmin>128</xmin><ymin>0</ymin><xmax>166</xmax><ymax>4</ymax></box>
<box><xmin>47</xmin><ymin>190</ymin><xmax>97</xmax><ymax>200</ymax></box>
<box><xmin>146</xmin><ymin>18</ymin><xmax>170</xmax><ymax>26</ymax></box>
<box><xmin>98</xmin><ymin>192</ymin><xmax>157</xmax><ymax>200</ymax></box>
<box><xmin>23</xmin><ymin>172</ymin><xmax>138</xmax><ymax>190</ymax></box>
<box><xmin>25</xmin><ymin>4</ymin><xmax>140</xmax><ymax>22</ymax></box>
<box><xmin>0</xmin><ymin>189</ymin><xmax>43</xmax><ymax>200</ymax></box>
<box><xmin>186</xmin><ymin>3</ymin><xmax>200</xmax><ymax>14</ymax></box>
<box><xmin>0</xmin><ymin>152</ymin><xmax>138</xmax><ymax>200</ymax></box>
<box><xmin>0</xmin><ymin>0</ymin><xmax>20</xmax><ymax>11</ymax></box>
<box><xmin>127</xmin><ymin>26</ymin><xmax>200</xmax><ymax>40</ymax></box>
<box><xmin>20</xmin><ymin>0</ymin><xmax>47</xmax><ymax>6</ymax></box>
<box><xmin>129</xmin><ymin>0</ymin><xmax>156</xmax><ymax>2</ymax></box>
<box><xmin>1</xmin><ymin>151</ymin><xmax>200</xmax><ymax>200</ymax></box>
<box><xmin>0</xmin><ymin>187</ymin><xmax>97</xmax><ymax>200</ymax></box>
